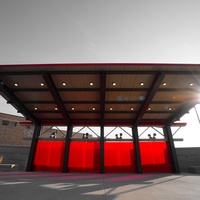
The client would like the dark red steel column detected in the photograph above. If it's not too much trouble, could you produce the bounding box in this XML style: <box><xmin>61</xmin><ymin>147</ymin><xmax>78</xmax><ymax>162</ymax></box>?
<box><xmin>132</xmin><ymin>125</ymin><xmax>142</xmax><ymax>173</ymax></box>
<box><xmin>63</xmin><ymin>125</ymin><xmax>73</xmax><ymax>173</ymax></box>
<box><xmin>100</xmin><ymin>124</ymin><xmax>104</xmax><ymax>173</ymax></box>
<box><xmin>100</xmin><ymin>72</ymin><xmax>106</xmax><ymax>173</ymax></box>
<box><xmin>26</xmin><ymin>124</ymin><xmax>41</xmax><ymax>171</ymax></box>
<box><xmin>163</xmin><ymin>125</ymin><xmax>180</xmax><ymax>173</ymax></box>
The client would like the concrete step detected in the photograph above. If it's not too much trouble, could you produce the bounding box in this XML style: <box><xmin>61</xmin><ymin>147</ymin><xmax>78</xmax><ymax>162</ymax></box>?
<box><xmin>0</xmin><ymin>164</ymin><xmax>19</xmax><ymax>172</ymax></box>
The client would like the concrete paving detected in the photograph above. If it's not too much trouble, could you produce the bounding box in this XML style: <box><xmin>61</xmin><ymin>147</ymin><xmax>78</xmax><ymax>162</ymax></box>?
<box><xmin>0</xmin><ymin>172</ymin><xmax>200</xmax><ymax>200</ymax></box>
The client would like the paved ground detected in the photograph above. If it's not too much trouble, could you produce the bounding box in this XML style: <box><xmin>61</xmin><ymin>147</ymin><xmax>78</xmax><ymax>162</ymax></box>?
<box><xmin>0</xmin><ymin>172</ymin><xmax>200</xmax><ymax>200</ymax></box>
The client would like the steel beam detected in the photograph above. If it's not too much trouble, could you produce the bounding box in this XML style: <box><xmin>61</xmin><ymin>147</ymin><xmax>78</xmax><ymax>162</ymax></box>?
<box><xmin>163</xmin><ymin>125</ymin><xmax>180</xmax><ymax>173</ymax></box>
<box><xmin>22</xmin><ymin>100</ymin><xmax>182</xmax><ymax>105</ymax></box>
<box><xmin>63</xmin><ymin>125</ymin><xmax>73</xmax><ymax>173</ymax></box>
<box><xmin>100</xmin><ymin>125</ymin><xmax>104</xmax><ymax>173</ymax></box>
<box><xmin>133</xmin><ymin>73</ymin><xmax>165</xmax><ymax>124</ymax></box>
<box><xmin>26</xmin><ymin>125</ymin><xmax>41</xmax><ymax>171</ymax></box>
<box><xmin>43</xmin><ymin>74</ymin><xmax>72</xmax><ymax>125</ymax></box>
<box><xmin>0</xmin><ymin>79</ymin><xmax>40</xmax><ymax>124</ymax></box>
<box><xmin>166</xmin><ymin>101</ymin><xmax>199</xmax><ymax>125</ymax></box>
<box><xmin>132</xmin><ymin>125</ymin><xmax>142</xmax><ymax>173</ymax></box>
<box><xmin>100</xmin><ymin>72</ymin><xmax>106</xmax><ymax>173</ymax></box>
<box><xmin>12</xmin><ymin>86</ymin><xmax>199</xmax><ymax>93</ymax></box>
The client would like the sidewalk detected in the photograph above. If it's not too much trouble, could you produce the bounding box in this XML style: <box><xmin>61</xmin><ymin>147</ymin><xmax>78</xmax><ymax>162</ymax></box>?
<box><xmin>0</xmin><ymin>172</ymin><xmax>200</xmax><ymax>200</ymax></box>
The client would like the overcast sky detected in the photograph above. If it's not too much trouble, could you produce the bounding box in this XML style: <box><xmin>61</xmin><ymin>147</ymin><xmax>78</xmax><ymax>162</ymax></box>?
<box><xmin>0</xmin><ymin>0</ymin><xmax>200</xmax><ymax>64</ymax></box>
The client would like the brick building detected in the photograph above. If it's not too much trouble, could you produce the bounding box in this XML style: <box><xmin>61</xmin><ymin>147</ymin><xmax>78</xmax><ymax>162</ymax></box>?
<box><xmin>0</xmin><ymin>112</ymin><xmax>90</xmax><ymax>147</ymax></box>
<box><xmin>0</xmin><ymin>113</ymin><xmax>31</xmax><ymax>146</ymax></box>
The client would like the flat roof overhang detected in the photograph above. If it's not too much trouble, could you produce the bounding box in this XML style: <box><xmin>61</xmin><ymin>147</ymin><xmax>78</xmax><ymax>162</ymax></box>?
<box><xmin>0</xmin><ymin>63</ymin><xmax>200</xmax><ymax>127</ymax></box>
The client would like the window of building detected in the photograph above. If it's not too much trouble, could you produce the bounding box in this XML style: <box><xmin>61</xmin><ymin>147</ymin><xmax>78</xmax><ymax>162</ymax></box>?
<box><xmin>2</xmin><ymin>120</ymin><xmax>9</xmax><ymax>126</ymax></box>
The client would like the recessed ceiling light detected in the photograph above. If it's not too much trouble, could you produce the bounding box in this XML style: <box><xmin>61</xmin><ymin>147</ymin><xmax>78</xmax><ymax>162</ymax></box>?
<box><xmin>92</xmin><ymin>107</ymin><xmax>96</xmax><ymax>110</ymax></box>
<box><xmin>112</xmin><ymin>82</ymin><xmax>116</xmax><ymax>86</ymax></box>
<box><xmin>34</xmin><ymin>107</ymin><xmax>38</xmax><ymax>110</ymax></box>
<box><xmin>90</xmin><ymin>82</ymin><xmax>94</xmax><ymax>86</ymax></box>
<box><xmin>131</xmin><ymin>107</ymin><xmax>134</xmax><ymax>111</ymax></box>
<box><xmin>55</xmin><ymin>107</ymin><xmax>58</xmax><ymax>110</ymax></box>
<box><xmin>162</xmin><ymin>82</ymin><xmax>167</xmax><ymax>86</ymax></box>
<box><xmin>140</xmin><ymin>82</ymin><xmax>144</xmax><ymax>86</ymax></box>
<box><xmin>71</xmin><ymin>107</ymin><xmax>75</xmax><ymax>110</ymax></box>
<box><xmin>190</xmin><ymin>83</ymin><xmax>194</xmax><ymax>86</ymax></box>
<box><xmin>40</xmin><ymin>82</ymin><xmax>45</xmax><ymax>86</ymax></box>
<box><xmin>168</xmin><ymin>107</ymin><xmax>172</xmax><ymax>111</ymax></box>
<box><xmin>62</xmin><ymin>82</ymin><xmax>66</xmax><ymax>86</ymax></box>
<box><xmin>148</xmin><ymin>107</ymin><xmax>151</xmax><ymax>111</ymax></box>
<box><xmin>109</xmin><ymin>107</ymin><xmax>113</xmax><ymax>111</ymax></box>
<box><xmin>14</xmin><ymin>83</ymin><xmax>18</xmax><ymax>87</ymax></box>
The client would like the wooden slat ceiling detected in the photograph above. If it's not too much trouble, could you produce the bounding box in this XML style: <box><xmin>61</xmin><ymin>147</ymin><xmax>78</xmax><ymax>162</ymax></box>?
<box><xmin>0</xmin><ymin>63</ymin><xmax>200</xmax><ymax>126</ymax></box>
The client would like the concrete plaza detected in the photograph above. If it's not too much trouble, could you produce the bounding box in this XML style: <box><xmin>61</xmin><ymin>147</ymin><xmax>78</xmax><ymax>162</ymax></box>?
<box><xmin>0</xmin><ymin>172</ymin><xmax>200</xmax><ymax>200</ymax></box>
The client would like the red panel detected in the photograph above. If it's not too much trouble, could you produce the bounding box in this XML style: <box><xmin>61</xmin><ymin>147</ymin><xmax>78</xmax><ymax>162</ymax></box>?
<box><xmin>68</xmin><ymin>141</ymin><xmax>100</xmax><ymax>172</ymax></box>
<box><xmin>33</xmin><ymin>140</ymin><xmax>171</xmax><ymax>173</ymax></box>
<box><xmin>140</xmin><ymin>142</ymin><xmax>171</xmax><ymax>173</ymax></box>
<box><xmin>104</xmin><ymin>142</ymin><xmax>135</xmax><ymax>173</ymax></box>
<box><xmin>33</xmin><ymin>141</ymin><xmax>65</xmax><ymax>172</ymax></box>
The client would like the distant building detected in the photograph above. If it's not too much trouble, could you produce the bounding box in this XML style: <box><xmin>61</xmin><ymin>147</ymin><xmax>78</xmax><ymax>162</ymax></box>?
<box><xmin>0</xmin><ymin>113</ymin><xmax>93</xmax><ymax>147</ymax></box>
<box><xmin>0</xmin><ymin>113</ymin><xmax>31</xmax><ymax>146</ymax></box>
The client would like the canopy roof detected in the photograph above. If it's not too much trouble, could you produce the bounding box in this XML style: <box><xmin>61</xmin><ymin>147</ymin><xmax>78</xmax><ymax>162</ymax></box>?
<box><xmin>0</xmin><ymin>63</ymin><xmax>199</xmax><ymax>127</ymax></box>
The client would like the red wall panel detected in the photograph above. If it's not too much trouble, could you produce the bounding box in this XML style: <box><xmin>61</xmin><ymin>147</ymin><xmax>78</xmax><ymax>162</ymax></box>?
<box><xmin>33</xmin><ymin>140</ymin><xmax>171</xmax><ymax>173</ymax></box>
<box><xmin>68</xmin><ymin>141</ymin><xmax>100</xmax><ymax>172</ymax></box>
<box><xmin>140</xmin><ymin>142</ymin><xmax>171</xmax><ymax>173</ymax></box>
<box><xmin>104</xmin><ymin>142</ymin><xmax>135</xmax><ymax>173</ymax></box>
<box><xmin>33</xmin><ymin>141</ymin><xmax>65</xmax><ymax>172</ymax></box>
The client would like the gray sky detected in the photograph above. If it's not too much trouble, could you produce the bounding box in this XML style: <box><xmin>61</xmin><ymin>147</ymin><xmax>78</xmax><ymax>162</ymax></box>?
<box><xmin>0</xmin><ymin>96</ymin><xmax>23</xmax><ymax>116</ymax></box>
<box><xmin>0</xmin><ymin>0</ymin><xmax>200</xmax><ymax>64</ymax></box>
